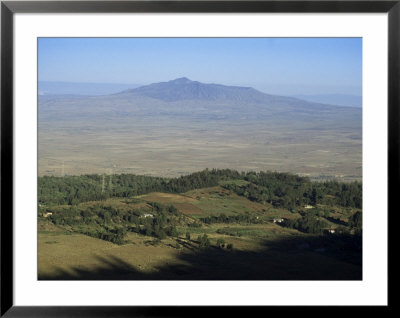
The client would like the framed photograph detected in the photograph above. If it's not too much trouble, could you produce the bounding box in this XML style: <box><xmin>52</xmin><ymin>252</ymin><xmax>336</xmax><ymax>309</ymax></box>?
<box><xmin>1</xmin><ymin>0</ymin><xmax>395</xmax><ymax>315</ymax></box>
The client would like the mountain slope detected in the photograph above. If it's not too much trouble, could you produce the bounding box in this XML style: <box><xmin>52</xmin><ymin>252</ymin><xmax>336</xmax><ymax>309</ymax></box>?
<box><xmin>292</xmin><ymin>94</ymin><xmax>362</xmax><ymax>107</ymax></box>
<box><xmin>117</xmin><ymin>77</ymin><xmax>337</xmax><ymax>109</ymax></box>
<box><xmin>119</xmin><ymin>77</ymin><xmax>272</xmax><ymax>103</ymax></box>
<box><xmin>39</xmin><ymin>77</ymin><xmax>361</xmax><ymax>126</ymax></box>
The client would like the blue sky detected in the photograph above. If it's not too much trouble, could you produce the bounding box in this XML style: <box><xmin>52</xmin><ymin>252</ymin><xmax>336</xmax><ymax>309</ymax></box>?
<box><xmin>38</xmin><ymin>38</ymin><xmax>362</xmax><ymax>95</ymax></box>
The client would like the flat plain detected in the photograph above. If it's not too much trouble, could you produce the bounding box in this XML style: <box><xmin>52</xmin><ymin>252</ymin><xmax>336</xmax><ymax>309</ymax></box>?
<box><xmin>39</xmin><ymin>116</ymin><xmax>361</xmax><ymax>180</ymax></box>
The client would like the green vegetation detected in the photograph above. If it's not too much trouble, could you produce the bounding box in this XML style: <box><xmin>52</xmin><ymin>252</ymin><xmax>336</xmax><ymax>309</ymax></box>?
<box><xmin>38</xmin><ymin>169</ymin><xmax>362</xmax><ymax>280</ymax></box>
<box><xmin>200</xmin><ymin>212</ymin><xmax>260</xmax><ymax>224</ymax></box>
<box><xmin>282</xmin><ymin>215</ymin><xmax>329</xmax><ymax>234</ymax></box>
<box><xmin>223</xmin><ymin>171</ymin><xmax>362</xmax><ymax>210</ymax></box>
<box><xmin>39</xmin><ymin>169</ymin><xmax>361</xmax><ymax>210</ymax></box>
<box><xmin>38</xmin><ymin>169</ymin><xmax>241</xmax><ymax>205</ymax></box>
<box><xmin>197</xmin><ymin>234</ymin><xmax>211</xmax><ymax>249</ymax></box>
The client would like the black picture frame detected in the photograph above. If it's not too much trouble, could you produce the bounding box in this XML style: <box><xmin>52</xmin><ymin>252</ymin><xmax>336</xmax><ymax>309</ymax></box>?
<box><xmin>1</xmin><ymin>1</ymin><xmax>395</xmax><ymax>316</ymax></box>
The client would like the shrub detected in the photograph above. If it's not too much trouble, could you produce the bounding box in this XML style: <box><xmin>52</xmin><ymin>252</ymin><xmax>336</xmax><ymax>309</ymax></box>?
<box><xmin>216</xmin><ymin>238</ymin><xmax>225</xmax><ymax>248</ymax></box>
<box><xmin>198</xmin><ymin>234</ymin><xmax>211</xmax><ymax>249</ymax></box>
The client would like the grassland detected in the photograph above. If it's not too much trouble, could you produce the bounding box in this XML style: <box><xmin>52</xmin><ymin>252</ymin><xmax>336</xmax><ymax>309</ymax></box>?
<box><xmin>38</xmin><ymin>183</ymin><xmax>362</xmax><ymax>280</ymax></box>
<box><xmin>38</xmin><ymin>116</ymin><xmax>361</xmax><ymax>181</ymax></box>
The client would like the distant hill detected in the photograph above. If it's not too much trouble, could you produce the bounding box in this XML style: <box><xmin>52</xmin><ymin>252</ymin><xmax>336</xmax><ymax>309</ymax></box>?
<box><xmin>292</xmin><ymin>94</ymin><xmax>362</xmax><ymax>107</ymax></box>
<box><xmin>118</xmin><ymin>77</ymin><xmax>340</xmax><ymax>109</ymax></box>
<box><xmin>38</xmin><ymin>81</ymin><xmax>140</xmax><ymax>96</ymax></box>
<box><xmin>119</xmin><ymin>77</ymin><xmax>274</xmax><ymax>102</ymax></box>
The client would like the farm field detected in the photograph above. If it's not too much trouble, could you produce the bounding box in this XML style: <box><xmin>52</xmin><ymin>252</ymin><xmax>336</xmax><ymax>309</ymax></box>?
<box><xmin>38</xmin><ymin>171</ymin><xmax>362</xmax><ymax>280</ymax></box>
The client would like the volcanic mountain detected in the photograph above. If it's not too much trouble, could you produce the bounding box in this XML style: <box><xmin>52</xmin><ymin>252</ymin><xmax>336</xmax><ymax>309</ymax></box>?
<box><xmin>116</xmin><ymin>77</ymin><xmax>334</xmax><ymax>108</ymax></box>
<box><xmin>39</xmin><ymin>77</ymin><xmax>361</xmax><ymax>121</ymax></box>
<box><xmin>38</xmin><ymin>78</ymin><xmax>362</xmax><ymax>178</ymax></box>
<box><xmin>119</xmin><ymin>77</ymin><xmax>283</xmax><ymax>103</ymax></box>
<box><xmin>39</xmin><ymin>77</ymin><xmax>361</xmax><ymax>125</ymax></box>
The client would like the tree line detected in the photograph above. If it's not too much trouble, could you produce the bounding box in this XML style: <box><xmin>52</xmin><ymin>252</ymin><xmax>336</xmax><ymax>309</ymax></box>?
<box><xmin>39</xmin><ymin>169</ymin><xmax>361</xmax><ymax>211</ymax></box>
<box><xmin>223</xmin><ymin>172</ymin><xmax>362</xmax><ymax>210</ymax></box>
<box><xmin>39</xmin><ymin>169</ymin><xmax>241</xmax><ymax>206</ymax></box>
<box><xmin>200</xmin><ymin>212</ymin><xmax>261</xmax><ymax>225</ymax></box>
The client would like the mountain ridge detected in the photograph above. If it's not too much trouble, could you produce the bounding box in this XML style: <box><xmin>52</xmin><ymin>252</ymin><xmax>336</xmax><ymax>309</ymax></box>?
<box><xmin>113</xmin><ymin>77</ymin><xmax>360</xmax><ymax>112</ymax></box>
<box><xmin>117</xmin><ymin>77</ymin><xmax>305</xmax><ymax>104</ymax></box>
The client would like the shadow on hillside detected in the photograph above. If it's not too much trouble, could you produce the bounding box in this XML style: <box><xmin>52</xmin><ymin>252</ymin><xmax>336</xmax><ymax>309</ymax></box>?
<box><xmin>326</xmin><ymin>217</ymin><xmax>348</xmax><ymax>226</ymax></box>
<box><xmin>39</xmin><ymin>234</ymin><xmax>362</xmax><ymax>281</ymax></box>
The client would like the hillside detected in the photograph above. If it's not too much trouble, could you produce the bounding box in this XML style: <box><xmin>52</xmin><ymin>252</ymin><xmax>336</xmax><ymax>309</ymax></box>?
<box><xmin>119</xmin><ymin>77</ymin><xmax>316</xmax><ymax>105</ymax></box>
<box><xmin>38</xmin><ymin>170</ymin><xmax>362</xmax><ymax>280</ymax></box>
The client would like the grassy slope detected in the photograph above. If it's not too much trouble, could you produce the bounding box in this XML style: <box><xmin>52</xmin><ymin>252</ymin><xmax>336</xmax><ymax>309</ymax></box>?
<box><xmin>38</xmin><ymin>185</ymin><xmax>361</xmax><ymax>280</ymax></box>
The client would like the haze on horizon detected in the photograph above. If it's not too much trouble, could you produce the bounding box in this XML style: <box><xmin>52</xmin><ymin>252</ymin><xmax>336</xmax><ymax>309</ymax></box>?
<box><xmin>38</xmin><ymin>38</ymin><xmax>362</xmax><ymax>180</ymax></box>
<box><xmin>38</xmin><ymin>37</ymin><xmax>362</xmax><ymax>96</ymax></box>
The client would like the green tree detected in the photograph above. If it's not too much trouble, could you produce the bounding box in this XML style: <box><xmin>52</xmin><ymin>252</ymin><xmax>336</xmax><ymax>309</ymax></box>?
<box><xmin>198</xmin><ymin>234</ymin><xmax>210</xmax><ymax>249</ymax></box>
<box><xmin>216</xmin><ymin>238</ymin><xmax>225</xmax><ymax>248</ymax></box>
<box><xmin>349</xmin><ymin>211</ymin><xmax>362</xmax><ymax>229</ymax></box>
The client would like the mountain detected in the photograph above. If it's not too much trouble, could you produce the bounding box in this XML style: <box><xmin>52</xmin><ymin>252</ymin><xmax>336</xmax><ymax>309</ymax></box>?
<box><xmin>117</xmin><ymin>77</ymin><xmax>337</xmax><ymax>109</ymax></box>
<box><xmin>39</xmin><ymin>77</ymin><xmax>361</xmax><ymax>121</ymax></box>
<box><xmin>119</xmin><ymin>77</ymin><xmax>273</xmax><ymax>102</ymax></box>
<box><xmin>38</xmin><ymin>78</ymin><xmax>362</xmax><ymax>179</ymax></box>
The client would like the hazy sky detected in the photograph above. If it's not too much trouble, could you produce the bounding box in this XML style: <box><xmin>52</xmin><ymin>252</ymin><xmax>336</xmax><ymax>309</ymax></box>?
<box><xmin>38</xmin><ymin>38</ymin><xmax>362</xmax><ymax>95</ymax></box>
